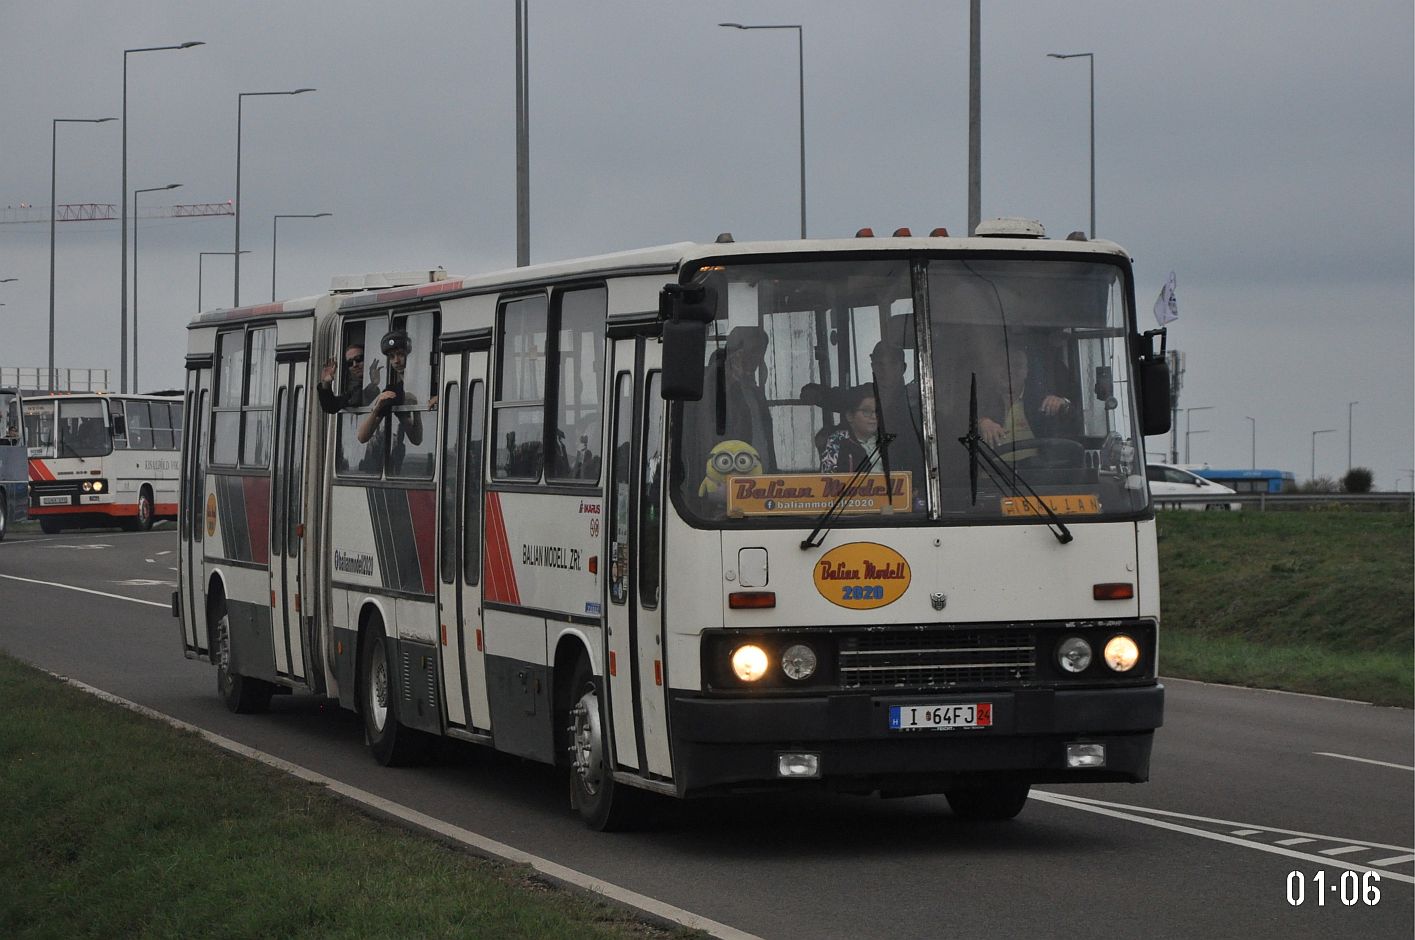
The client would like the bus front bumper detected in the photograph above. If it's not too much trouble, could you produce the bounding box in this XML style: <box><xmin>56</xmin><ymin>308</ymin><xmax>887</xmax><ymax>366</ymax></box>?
<box><xmin>666</xmin><ymin>684</ymin><xmax>1163</xmax><ymax>796</ymax></box>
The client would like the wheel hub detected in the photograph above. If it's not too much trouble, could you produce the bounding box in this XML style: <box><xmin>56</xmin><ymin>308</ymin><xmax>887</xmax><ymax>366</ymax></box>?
<box><xmin>568</xmin><ymin>691</ymin><xmax>604</xmax><ymax>794</ymax></box>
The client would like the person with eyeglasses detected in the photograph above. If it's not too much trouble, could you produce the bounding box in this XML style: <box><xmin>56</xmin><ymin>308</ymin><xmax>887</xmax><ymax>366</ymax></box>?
<box><xmin>819</xmin><ymin>385</ymin><xmax>881</xmax><ymax>473</ymax></box>
<box><xmin>317</xmin><ymin>343</ymin><xmax>380</xmax><ymax>414</ymax></box>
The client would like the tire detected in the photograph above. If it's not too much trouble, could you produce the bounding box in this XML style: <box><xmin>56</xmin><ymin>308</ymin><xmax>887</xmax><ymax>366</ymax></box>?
<box><xmin>945</xmin><ymin>782</ymin><xmax>1030</xmax><ymax>821</ymax></box>
<box><xmin>39</xmin><ymin>518</ymin><xmax>62</xmax><ymax>535</ymax></box>
<box><xmin>0</xmin><ymin>493</ymin><xmax>7</xmax><ymax>542</ymax></box>
<box><xmin>359</xmin><ymin>622</ymin><xmax>430</xmax><ymax>767</ymax></box>
<box><xmin>212</xmin><ymin>594</ymin><xmax>274</xmax><ymax>714</ymax></box>
<box><xmin>134</xmin><ymin>486</ymin><xmax>155</xmax><ymax>532</ymax></box>
<box><xmin>566</xmin><ymin>658</ymin><xmax>639</xmax><ymax>831</ymax></box>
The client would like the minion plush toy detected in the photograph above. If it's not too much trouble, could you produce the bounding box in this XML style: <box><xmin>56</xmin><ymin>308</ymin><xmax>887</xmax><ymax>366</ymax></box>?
<box><xmin>699</xmin><ymin>440</ymin><xmax>762</xmax><ymax>497</ymax></box>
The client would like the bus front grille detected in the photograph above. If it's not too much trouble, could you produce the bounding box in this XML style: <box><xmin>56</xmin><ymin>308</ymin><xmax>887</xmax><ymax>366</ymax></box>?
<box><xmin>838</xmin><ymin>630</ymin><xmax>1037</xmax><ymax>690</ymax></box>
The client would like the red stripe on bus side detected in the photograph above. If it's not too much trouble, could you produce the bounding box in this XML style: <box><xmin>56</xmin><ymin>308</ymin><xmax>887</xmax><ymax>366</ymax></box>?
<box><xmin>482</xmin><ymin>492</ymin><xmax>520</xmax><ymax>605</ymax></box>
<box><xmin>242</xmin><ymin>476</ymin><xmax>271</xmax><ymax>566</ymax></box>
<box><xmin>29</xmin><ymin>460</ymin><xmax>55</xmax><ymax>481</ymax></box>
<box><xmin>406</xmin><ymin>489</ymin><xmax>438</xmax><ymax>596</ymax></box>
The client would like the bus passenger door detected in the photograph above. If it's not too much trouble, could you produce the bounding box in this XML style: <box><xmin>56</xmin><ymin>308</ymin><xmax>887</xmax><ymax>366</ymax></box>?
<box><xmin>180</xmin><ymin>367</ymin><xmax>212</xmax><ymax>654</ymax></box>
<box><xmin>605</xmin><ymin>337</ymin><xmax>672</xmax><ymax>780</ymax></box>
<box><xmin>437</xmin><ymin>350</ymin><xmax>491</xmax><ymax>732</ymax></box>
<box><xmin>269</xmin><ymin>358</ymin><xmax>309</xmax><ymax>682</ymax></box>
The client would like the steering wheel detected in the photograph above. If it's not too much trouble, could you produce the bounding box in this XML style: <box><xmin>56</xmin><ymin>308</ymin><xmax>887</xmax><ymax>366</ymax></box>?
<box><xmin>993</xmin><ymin>437</ymin><xmax>1085</xmax><ymax>469</ymax></box>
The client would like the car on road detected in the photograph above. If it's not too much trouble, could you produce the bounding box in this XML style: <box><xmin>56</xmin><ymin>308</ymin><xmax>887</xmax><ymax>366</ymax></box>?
<box><xmin>1146</xmin><ymin>463</ymin><xmax>1241</xmax><ymax>510</ymax></box>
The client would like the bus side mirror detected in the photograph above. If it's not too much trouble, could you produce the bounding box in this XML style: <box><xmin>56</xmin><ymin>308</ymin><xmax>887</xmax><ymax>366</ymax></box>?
<box><xmin>1139</xmin><ymin>358</ymin><xmax>1171</xmax><ymax>436</ymax></box>
<box><xmin>659</xmin><ymin>283</ymin><xmax>717</xmax><ymax>401</ymax></box>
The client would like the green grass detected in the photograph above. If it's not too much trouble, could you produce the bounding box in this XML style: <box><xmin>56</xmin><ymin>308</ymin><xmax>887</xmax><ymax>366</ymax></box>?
<box><xmin>0</xmin><ymin>654</ymin><xmax>699</xmax><ymax>940</ymax></box>
<box><xmin>1156</xmin><ymin>510</ymin><xmax>1413</xmax><ymax>706</ymax></box>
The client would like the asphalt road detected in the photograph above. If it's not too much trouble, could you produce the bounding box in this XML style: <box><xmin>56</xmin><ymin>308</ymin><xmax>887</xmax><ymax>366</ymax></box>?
<box><xmin>2</xmin><ymin>526</ymin><xmax>1411</xmax><ymax>940</ymax></box>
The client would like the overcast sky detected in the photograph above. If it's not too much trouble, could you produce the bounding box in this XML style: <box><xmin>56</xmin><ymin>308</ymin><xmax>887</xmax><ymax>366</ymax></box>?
<box><xmin>2</xmin><ymin>0</ymin><xmax>1411</xmax><ymax>487</ymax></box>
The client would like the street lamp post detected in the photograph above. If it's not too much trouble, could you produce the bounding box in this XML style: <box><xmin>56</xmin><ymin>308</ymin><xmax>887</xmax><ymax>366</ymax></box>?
<box><xmin>51</xmin><ymin>117</ymin><xmax>116</xmax><ymax>392</ymax></box>
<box><xmin>1347</xmin><ymin>401</ymin><xmax>1358</xmax><ymax>472</ymax></box>
<box><xmin>272</xmin><ymin>213</ymin><xmax>331</xmax><ymax>300</ymax></box>
<box><xmin>1244</xmin><ymin>415</ymin><xmax>1256</xmax><ymax>470</ymax></box>
<box><xmin>1310</xmin><ymin>429</ymin><xmax>1336</xmax><ymax>482</ymax></box>
<box><xmin>199</xmin><ymin>251</ymin><xmax>249</xmax><ymax>312</ymax></box>
<box><xmin>719</xmin><ymin>22</ymin><xmax>807</xmax><ymax>238</ymax></box>
<box><xmin>133</xmin><ymin>183</ymin><xmax>181</xmax><ymax>393</ymax></box>
<box><xmin>1047</xmin><ymin>51</ymin><xmax>1095</xmax><ymax>238</ymax></box>
<box><xmin>123</xmin><ymin>42</ymin><xmax>203</xmax><ymax>394</ymax></box>
<box><xmin>515</xmin><ymin>0</ymin><xmax>529</xmax><ymax>266</ymax></box>
<box><xmin>1183</xmin><ymin>405</ymin><xmax>1213</xmax><ymax>464</ymax></box>
<box><xmin>235</xmin><ymin>88</ymin><xmax>315</xmax><ymax>306</ymax></box>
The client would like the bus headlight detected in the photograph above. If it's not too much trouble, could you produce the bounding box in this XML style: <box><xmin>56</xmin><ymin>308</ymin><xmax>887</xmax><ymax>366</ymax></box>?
<box><xmin>731</xmin><ymin>644</ymin><xmax>770</xmax><ymax>682</ymax></box>
<box><xmin>82</xmin><ymin>481</ymin><xmax>92</xmax><ymax>492</ymax></box>
<box><xmin>1104</xmin><ymin>635</ymin><xmax>1140</xmax><ymax>672</ymax></box>
<box><xmin>91</xmin><ymin>480</ymin><xmax>105</xmax><ymax>492</ymax></box>
<box><xmin>1057</xmin><ymin>637</ymin><xmax>1093</xmax><ymax>673</ymax></box>
<box><xmin>780</xmin><ymin>643</ymin><xmax>818</xmax><ymax>681</ymax></box>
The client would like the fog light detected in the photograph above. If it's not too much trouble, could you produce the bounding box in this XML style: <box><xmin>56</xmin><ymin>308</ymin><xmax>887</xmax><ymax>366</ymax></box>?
<box><xmin>1056</xmin><ymin>636</ymin><xmax>1092</xmax><ymax>673</ymax></box>
<box><xmin>780</xmin><ymin>643</ymin><xmax>817</xmax><ymax>681</ymax></box>
<box><xmin>82</xmin><ymin>481</ymin><xmax>92</xmax><ymax>492</ymax></box>
<box><xmin>1066</xmin><ymin>743</ymin><xmax>1106</xmax><ymax>768</ymax></box>
<box><xmin>777</xmin><ymin>752</ymin><xmax>821</xmax><ymax>778</ymax></box>
<box><xmin>731</xmin><ymin>644</ymin><xmax>769</xmax><ymax>682</ymax></box>
<box><xmin>1104</xmin><ymin>635</ymin><xmax>1140</xmax><ymax>672</ymax></box>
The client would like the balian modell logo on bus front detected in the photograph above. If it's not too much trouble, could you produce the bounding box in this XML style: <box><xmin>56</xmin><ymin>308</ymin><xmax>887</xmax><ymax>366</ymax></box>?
<box><xmin>813</xmin><ymin>542</ymin><xmax>911</xmax><ymax>609</ymax></box>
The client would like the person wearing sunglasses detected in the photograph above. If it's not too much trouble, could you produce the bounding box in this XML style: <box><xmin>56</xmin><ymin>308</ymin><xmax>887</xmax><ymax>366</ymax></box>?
<box><xmin>317</xmin><ymin>343</ymin><xmax>380</xmax><ymax>414</ymax></box>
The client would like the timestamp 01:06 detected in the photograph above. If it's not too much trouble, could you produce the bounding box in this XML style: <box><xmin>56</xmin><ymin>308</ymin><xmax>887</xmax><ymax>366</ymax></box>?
<box><xmin>1286</xmin><ymin>870</ymin><xmax>1381</xmax><ymax>906</ymax></box>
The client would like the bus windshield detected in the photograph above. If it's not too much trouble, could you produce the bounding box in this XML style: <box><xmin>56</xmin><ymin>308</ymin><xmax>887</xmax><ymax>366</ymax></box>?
<box><xmin>672</xmin><ymin>256</ymin><xmax>1148</xmax><ymax>526</ymax></box>
<box><xmin>25</xmin><ymin>398</ymin><xmax>111</xmax><ymax>459</ymax></box>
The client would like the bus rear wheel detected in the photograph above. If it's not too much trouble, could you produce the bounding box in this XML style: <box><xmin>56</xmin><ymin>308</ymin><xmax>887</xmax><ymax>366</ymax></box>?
<box><xmin>212</xmin><ymin>595</ymin><xmax>274</xmax><ymax>714</ymax></box>
<box><xmin>945</xmin><ymin>782</ymin><xmax>1030</xmax><ymax>821</ymax></box>
<box><xmin>566</xmin><ymin>659</ymin><xmax>639</xmax><ymax>831</ymax></box>
<box><xmin>358</xmin><ymin>623</ymin><xmax>430</xmax><ymax>767</ymax></box>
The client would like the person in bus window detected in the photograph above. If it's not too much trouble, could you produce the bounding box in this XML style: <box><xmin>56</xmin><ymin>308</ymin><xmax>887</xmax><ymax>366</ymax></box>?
<box><xmin>357</xmin><ymin>330</ymin><xmax>436</xmax><ymax>472</ymax></box>
<box><xmin>317</xmin><ymin>343</ymin><xmax>379</xmax><ymax>414</ymax></box>
<box><xmin>696</xmin><ymin>325</ymin><xmax>777</xmax><ymax>472</ymax></box>
<box><xmin>819</xmin><ymin>385</ymin><xmax>879</xmax><ymax>473</ymax></box>
<box><xmin>869</xmin><ymin>340</ymin><xmax>925</xmax><ymax>480</ymax></box>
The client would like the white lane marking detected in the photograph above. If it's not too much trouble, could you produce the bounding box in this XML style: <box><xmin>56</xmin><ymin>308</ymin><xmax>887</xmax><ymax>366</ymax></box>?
<box><xmin>1276</xmin><ymin>837</ymin><xmax>1317</xmax><ymax>846</ymax></box>
<box><xmin>155</xmin><ymin>550</ymin><xmax>173</xmax><ymax>556</ymax></box>
<box><xmin>44</xmin><ymin>543</ymin><xmax>113</xmax><ymax>550</ymax></box>
<box><xmin>1320</xmin><ymin>845</ymin><xmax>1373</xmax><ymax>857</ymax></box>
<box><xmin>1370</xmin><ymin>854</ymin><xmax>1415</xmax><ymax>867</ymax></box>
<box><xmin>1231</xmin><ymin>829</ymin><xmax>1261</xmax><ymax>836</ymax></box>
<box><xmin>1315</xmin><ymin>752</ymin><xmax>1414</xmax><ymax>772</ymax></box>
<box><xmin>0</xmin><ymin>573</ymin><xmax>169</xmax><ymax>608</ymax></box>
<box><xmin>1034</xmin><ymin>792</ymin><xmax>1414</xmax><ymax>885</ymax></box>
<box><xmin>53</xmin><ymin>676</ymin><xmax>764</xmax><ymax>940</ymax></box>
<box><xmin>114</xmin><ymin>578</ymin><xmax>176</xmax><ymax>588</ymax></box>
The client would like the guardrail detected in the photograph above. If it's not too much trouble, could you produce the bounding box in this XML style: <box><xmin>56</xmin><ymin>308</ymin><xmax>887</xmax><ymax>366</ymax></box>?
<box><xmin>1155</xmin><ymin>492</ymin><xmax>1414</xmax><ymax>511</ymax></box>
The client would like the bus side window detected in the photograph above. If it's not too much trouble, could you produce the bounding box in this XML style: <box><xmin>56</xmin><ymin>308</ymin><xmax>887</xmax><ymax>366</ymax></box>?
<box><xmin>127</xmin><ymin>401</ymin><xmax>153</xmax><ymax>450</ymax></box>
<box><xmin>110</xmin><ymin>399</ymin><xmax>128</xmax><ymax>449</ymax></box>
<box><xmin>548</xmin><ymin>287</ymin><xmax>606</xmax><ymax>483</ymax></box>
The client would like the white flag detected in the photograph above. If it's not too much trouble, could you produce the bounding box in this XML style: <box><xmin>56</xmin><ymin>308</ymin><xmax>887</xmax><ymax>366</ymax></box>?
<box><xmin>1153</xmin><ymin>271</ymin><xmax>1178</xmax><ymax>325</ymax></box>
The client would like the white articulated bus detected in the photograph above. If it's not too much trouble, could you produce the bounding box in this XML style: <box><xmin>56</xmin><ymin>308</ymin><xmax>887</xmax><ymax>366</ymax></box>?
<box><xmin>176</xmin><ymin>222</ymin><xmax>1172</xmax><ymax>829</ymax></box>
<box><xmin>26</xmin><ymin>392</ymin><xmax>183</xmax><ymax>533</ymax></box>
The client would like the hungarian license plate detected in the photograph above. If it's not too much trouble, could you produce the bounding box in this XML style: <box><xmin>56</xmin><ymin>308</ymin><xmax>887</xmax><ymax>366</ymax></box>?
<box><xmin>889</xmin><ymin>702</ymin><xmax>992</xmax><ymax>731</ymax></box>
<box><xmin>40</xmin><ymin>495</ymin><xmax>70</xmax><ymax>506</ymax></box>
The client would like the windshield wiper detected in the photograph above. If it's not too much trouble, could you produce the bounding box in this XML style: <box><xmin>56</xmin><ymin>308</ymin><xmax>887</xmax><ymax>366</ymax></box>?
<box><xmin>870</xmin><ymin>371</ymin><xmax>895</xmax><ymax>506</ymax></box>
<box><xmin>958</xmin><ymin>373</ymin><xmax>1073</xmax><ymax>545</ymax></box>
<box><xmin>801</xmin><ymin>430</ymin><xmax>897</xmax><ymax>550</ymax></box>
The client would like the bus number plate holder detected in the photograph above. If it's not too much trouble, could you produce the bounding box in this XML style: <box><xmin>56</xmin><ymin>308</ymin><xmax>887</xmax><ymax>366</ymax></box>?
<box><xmin>40</xmin><ymin>495</ymin><xmax>70</xmax><ymax>506</ymax></box>
<box><xmin>889</xmin><ymin>703</ymin><xmax>992</xmax><ymax>731</ymax></box>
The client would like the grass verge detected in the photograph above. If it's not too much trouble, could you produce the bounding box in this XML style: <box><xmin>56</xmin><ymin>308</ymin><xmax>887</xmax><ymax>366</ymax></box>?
<box><xmin>0</xmin><ymin>653</ymin><xmax>700</xmax><ymax>940</ymax></box>
<box><xmin>1156</xmin><ymin>510</ymin><xmax>1413</xmax><ymax>706</ymax></box>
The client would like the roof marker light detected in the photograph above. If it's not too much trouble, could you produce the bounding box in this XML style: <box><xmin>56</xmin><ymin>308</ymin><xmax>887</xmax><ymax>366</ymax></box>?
<box><xmin>930</xmin><ymin>227</ymin><xmax>950</xmax><ymax>237</ymax></box>
<box><xmin>715</xmin><ymin>232</ymin><xmax>735</xmax><ymax>243</ymax></box>
<box><xmin>855</xmin><ymin>227</ymin><xmax>874</xmax><ymax>238</ymax></box>
<box><xmin>892</xmin><ymin>227</ymin><xmax>912</xmax><ymax>237</ymax></box>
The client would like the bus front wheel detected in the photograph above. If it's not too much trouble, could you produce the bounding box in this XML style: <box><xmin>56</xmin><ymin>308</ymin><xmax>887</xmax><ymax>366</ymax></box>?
<box><xmin>0</xmin><ymin>493</ymin><xmax>7</xmax><ymax>542</ymax></box>
<box><xmin>566</xmin><ymin>659</ymin><xmax>639</xmax><ymax>831</ymax></box>
<box><xmin>213</xmin><ymin>595</ymin><xmax>274</xmax><ymax>714</ymax></box>
<box><xmin>39</xmin><ymin>518</ymin><xmax>62</xmax><ymax>535</ymax></box>
<box><xmin>945</xmin><ymin>782</ymin><xmax>1030</xmax><ymax>821</ymax></box>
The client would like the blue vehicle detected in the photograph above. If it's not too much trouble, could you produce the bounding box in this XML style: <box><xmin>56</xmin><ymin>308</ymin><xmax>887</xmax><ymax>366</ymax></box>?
<box><xmin>0</xmin><ymin>387</ymin><xmax>27</xmax><ymax>540</ymax></box>
<box><xmin>1193</xmin><ymin>467</ymin><xmax>1294</xmax><ymax>495</ymax></box>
